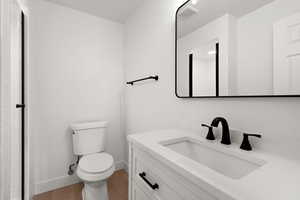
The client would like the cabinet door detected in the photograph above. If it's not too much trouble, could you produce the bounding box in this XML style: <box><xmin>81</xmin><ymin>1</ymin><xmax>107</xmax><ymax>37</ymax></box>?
<box><xmin>132</xmin><ymin>147</ymin><xmax>218</xmax><ymax>200</ymax></box>
<box><xmin>274</xmin><ymin>12</ymin><xmax>300</xmax><ymax>94</ymax></box>
<box><xmin>132</xmin><ymin>183</ymin><xmax>153</xmax><ymax>200</ymax></box>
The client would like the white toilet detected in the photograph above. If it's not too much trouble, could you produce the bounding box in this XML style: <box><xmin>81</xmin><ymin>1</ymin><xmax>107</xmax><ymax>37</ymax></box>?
<box><xmin>71</xmin><ymin>121</ymin><xmax>115</xmax><ymax>200</ymax></box>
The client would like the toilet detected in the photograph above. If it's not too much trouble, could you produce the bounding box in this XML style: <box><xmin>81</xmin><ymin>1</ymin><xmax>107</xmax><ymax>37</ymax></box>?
<box><xmin>71</xmin><ymin>121</ymin><xmax>115</xmax><ymax>200</ymax></box>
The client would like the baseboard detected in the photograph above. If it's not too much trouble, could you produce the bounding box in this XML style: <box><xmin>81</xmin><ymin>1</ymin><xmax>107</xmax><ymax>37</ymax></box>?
<box><xmin>115</xmin><ymin>160</ymin><xmax>127</xmax><ymax>171</ymax></box>
<box><xmin>35</xmin><ymin>175</ymin><xmax>81</xmax><ymax>195</ymax></box>
<box><xmin>123</xmin><ymin>161</ymin><xmax>128</xmax><ymax>173</ymax></box>
<box><xmin>34</xmin><ymin>160</ymin><xmax>128</xmax><ymax>195</ymax></box>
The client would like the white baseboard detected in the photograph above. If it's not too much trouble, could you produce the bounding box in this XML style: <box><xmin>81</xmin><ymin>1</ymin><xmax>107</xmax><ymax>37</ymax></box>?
<box><xmin>123</xmin><ymin>161</ymin><xmax>128</xmax><ymax>173</ymax></box>
<box><xmin>35</xmin><ymin>174</ymin><xmax>80</xmax><ymax>195</ymax></box>
<box><xmin>115</xmin><ymin>160</ymin><xmax>127</xmax><ymax>171</ymax></box>
<box><xmin>34</xmin><ymin>160</ymin><xmax>127</xmax><ymax>195</ymax></box>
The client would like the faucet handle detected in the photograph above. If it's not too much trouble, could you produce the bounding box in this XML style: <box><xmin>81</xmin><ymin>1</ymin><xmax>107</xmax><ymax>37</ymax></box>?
<box><xmin>240</xmin><ymin>133</ymin><xmax>262</xmax><ymax>151</ymax></box>
<box><xmin>201</xmin><ymin>124</ymin><xmax>215</xmax><ymax>141</ymax></box>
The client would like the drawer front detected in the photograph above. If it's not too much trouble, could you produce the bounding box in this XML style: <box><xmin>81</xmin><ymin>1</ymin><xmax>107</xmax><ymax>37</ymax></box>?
<box><xmin>133</xmin><ymin>147</ymin><xmax>217</xmax><ymax>200</ymax></box>
<box><xmin>134</xmin><ymin>157</ymin><xmax>184</xmax><ymax>200</ymax></box>
<box><xmin>132</xmin><ymin>183</ymin><xmax>152</xmax><ymax>200</ymax></box>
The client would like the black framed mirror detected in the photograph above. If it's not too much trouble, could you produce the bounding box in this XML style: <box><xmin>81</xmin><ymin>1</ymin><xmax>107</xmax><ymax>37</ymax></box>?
<box><xmin>175</xmin><ymin>0</ymin><xmax>300</xmax><ymax>98</ymax></box>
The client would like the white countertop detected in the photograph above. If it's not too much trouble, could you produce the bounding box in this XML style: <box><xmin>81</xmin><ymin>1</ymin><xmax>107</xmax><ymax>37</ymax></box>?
<box><xmin>128</xmin><ymin>129</ymin><xmax>300</xmax><ymax>200</ymax></box>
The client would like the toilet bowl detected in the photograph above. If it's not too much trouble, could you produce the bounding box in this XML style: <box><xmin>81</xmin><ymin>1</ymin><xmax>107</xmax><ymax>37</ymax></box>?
<box><xmin>77</xmin><ymin>153</ymin><xmax>115</xmax><ymax>200</ymax></box>
<box><xmin>70</xmin><ymin>121</ymin><xmax>114</xmax><ymax>200</ymax></box>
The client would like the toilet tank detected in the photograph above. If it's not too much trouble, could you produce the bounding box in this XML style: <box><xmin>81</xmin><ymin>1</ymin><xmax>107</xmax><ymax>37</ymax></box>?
<box><xmin>71</xmin><ymin>121</ymin><xmax>108</xmax><ymax>155</ymax></box>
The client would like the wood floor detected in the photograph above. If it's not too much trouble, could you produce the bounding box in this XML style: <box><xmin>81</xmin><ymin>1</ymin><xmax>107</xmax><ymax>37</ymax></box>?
<box><xmin>33</xmin><ymin>170</ymin><xmax>128</xmax><ymax>200</ymax></box>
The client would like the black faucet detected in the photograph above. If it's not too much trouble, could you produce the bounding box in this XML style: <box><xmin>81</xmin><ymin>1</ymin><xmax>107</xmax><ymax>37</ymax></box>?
<box><xmin>211</xmin><ymin>117</ymin><xmax>231</xmax><ymax>145</ymax></box>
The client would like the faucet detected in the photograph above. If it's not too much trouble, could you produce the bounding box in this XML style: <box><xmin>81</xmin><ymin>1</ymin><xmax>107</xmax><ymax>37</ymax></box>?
<box><xmin>240</xmin><ymin>133</ymin><xmax>262</xmax><ymax>151</ymax></box>
<box><xmin>211</xmin><ymin>117</ymin><xmax>231</xmax><ymax>145</ymax></box>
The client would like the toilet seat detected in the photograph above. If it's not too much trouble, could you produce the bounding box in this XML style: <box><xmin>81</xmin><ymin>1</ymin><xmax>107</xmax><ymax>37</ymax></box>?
<box><xmin>79</xmin><ymin>153</ymin><xmax>114</xmax><ymax>173</ymax></box>
<box><xmin>77</xmin><ymin>152</ymin><xmax>115</xmax><ymax>182</ymax></box>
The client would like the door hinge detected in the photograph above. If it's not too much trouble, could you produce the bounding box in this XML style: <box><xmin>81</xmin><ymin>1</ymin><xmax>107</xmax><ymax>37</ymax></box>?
<box><xmin>16</xmin><ymin>104</ymin><xmax>25</xmax><ymax>108</ymax></box>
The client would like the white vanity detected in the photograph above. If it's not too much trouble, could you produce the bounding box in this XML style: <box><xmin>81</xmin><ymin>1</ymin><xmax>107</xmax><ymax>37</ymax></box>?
<box><xmin>128</xmin><ymin>130</ymin><xmax>300</xmax><ymax>200</ymax></box>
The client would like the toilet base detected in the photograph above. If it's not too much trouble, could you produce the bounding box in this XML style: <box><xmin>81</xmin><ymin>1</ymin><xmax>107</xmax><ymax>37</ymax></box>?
<box><xmin>82</xmin><ymin>180</ymin><xmax>108</xmax><ymax>200</ymax></box>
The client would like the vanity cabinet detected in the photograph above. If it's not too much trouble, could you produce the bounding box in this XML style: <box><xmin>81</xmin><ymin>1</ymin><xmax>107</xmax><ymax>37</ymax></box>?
<box><xmin>128</xmin><ymin>142</ymin><xmax>218</xmax><ymax>200</ymax></box>
<box><xmin>131</xmin><ymin>183</ymin><xmax>152</xmax><ymax>200</ymax></box>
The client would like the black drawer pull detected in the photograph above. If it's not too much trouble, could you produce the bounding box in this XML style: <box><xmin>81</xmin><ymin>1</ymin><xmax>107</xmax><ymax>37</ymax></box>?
<box><xmin>139</xmin><ymin>172</ymin><xmax>159</xmax><ymax>190</ymax></box>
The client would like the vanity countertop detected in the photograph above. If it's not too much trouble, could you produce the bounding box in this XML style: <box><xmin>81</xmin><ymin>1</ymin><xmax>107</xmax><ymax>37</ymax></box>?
<box><xmin>128</xmin><ymin>129</ymin><xmax>300</xmax><ymax>200</ymax></box>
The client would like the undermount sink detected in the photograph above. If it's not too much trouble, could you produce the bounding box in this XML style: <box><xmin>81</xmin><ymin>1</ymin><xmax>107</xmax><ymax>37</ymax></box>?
<box><xmin>160</xmin><ymin>137</ymin><xmax>266</xmax><ymax>179</ymax></box>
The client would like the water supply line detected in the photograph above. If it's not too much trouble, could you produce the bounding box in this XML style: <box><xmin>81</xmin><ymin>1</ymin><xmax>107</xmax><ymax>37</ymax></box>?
<box><xmin>68</xmin><ymin>156</ymin><xmax>80</xmax><ymax>175</ymax></box>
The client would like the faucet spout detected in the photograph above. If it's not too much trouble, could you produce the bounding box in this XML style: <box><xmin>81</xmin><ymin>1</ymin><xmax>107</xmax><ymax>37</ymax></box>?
<box><xmin>211</xmin><ymin>117</ymin><xmax>231</xmax><ymax>145</ymax></box>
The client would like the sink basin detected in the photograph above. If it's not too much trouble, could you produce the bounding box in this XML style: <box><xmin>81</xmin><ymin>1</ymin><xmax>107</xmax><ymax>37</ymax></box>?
<box><xmin>160</xmin><ymin>137</ymin><xmax>266</xmax><ymax>179</ymax></box>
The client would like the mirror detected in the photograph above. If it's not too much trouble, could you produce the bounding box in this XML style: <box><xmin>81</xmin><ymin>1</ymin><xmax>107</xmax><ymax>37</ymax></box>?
<box><xmin>176</xmin><ymin>0</ymin><xmax>300</xmax><ymax>98</ymax></box>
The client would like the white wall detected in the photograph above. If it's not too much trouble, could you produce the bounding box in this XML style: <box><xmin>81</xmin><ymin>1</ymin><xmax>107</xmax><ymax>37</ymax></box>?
<box><xmin>124</xmin><ymin>0</ymin><xmax>300</xmax><ymax>163</ymax></box>
<box><xmin>237</xmin><ymin>0</ymin><xmax>300</xmax><ymax>95</ymax></box>
<box><xmin>28</xmin><ymin>0</ymin><xmax>125</xmax><ymax>194</ymax></box>
<box><xmin>192</xmin><ymin>43</ymin><xmax>216</xmax><ymax>96</ymax></box>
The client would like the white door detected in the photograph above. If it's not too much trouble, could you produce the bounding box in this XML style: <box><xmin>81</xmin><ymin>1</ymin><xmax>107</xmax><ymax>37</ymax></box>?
<box><xmin>274</xmin><ymin>12</ymin><xmax>300</xmax><ymax>95</ymax></box>
<box><xmin>10</xmin><ymin>2</ymin><xmax>22</xmax><ymax>199</ymax></box>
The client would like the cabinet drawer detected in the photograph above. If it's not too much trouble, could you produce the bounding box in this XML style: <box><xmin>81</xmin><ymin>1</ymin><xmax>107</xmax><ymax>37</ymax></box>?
<box><xmin>134</xmin><ymin>158</ymin><xmax>184</xmax><ymax>200</ymax></box>
<box><xmin>133</xmin><ymin>148</ymin><xmax>217</xmax><ymax>200</ymax></box>
<box><xmin>132</xmin><ymin>183</ymin><xmax>152</xmax><ymax>200</ymax></box>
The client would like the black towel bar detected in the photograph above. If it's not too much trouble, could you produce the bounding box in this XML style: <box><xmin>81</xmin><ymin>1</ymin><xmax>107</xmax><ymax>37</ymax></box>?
<box><xmin>126</xmin><ymin>75</ymin><xmax>159</xmax><ymax>85</ymax></box>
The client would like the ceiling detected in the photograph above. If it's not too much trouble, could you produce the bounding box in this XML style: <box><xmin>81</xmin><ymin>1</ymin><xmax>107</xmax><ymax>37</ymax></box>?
<box><xmin>45</xmin><ymin>0</ymin><xmax>146</xmax><ymax>23</ymax></box>
<box><xmin>178</xmin><ymin>0</ymin><xmax>275</xmax><ymax>37</ymax></box>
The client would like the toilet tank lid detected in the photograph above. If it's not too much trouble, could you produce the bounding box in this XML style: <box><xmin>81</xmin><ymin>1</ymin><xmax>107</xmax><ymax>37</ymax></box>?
<box><xmin>70</xmin><ymin>121</ymin><xmax>108</xmax><ymax>131</ymax></box>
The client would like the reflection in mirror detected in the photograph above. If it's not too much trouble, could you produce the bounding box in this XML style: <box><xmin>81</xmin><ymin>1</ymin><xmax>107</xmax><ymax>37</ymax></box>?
<box><xmin>176</xmin><ymin>0</ymin><xmax>300</xmax><ymax>97</ymax></box>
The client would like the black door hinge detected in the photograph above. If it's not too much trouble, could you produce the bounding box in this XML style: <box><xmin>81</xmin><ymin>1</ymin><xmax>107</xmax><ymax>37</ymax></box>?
<box><xmin>16</xmin><ymin>104</ymin><xmax>25</xmax><ymax>108</ymax></box>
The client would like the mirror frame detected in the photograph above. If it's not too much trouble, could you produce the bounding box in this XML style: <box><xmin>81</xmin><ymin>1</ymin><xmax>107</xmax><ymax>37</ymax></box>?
<box><xmin>175</xmin><ymin>0</ymin><xmax>300</xmax><ymax>98</ymax></box>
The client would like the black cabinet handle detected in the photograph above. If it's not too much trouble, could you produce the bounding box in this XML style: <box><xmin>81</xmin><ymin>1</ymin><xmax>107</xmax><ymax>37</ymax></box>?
<box><xmin>139</xmin><ymin>172</ymin><xmax>159</xmax><ymax>190</ymax></box>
